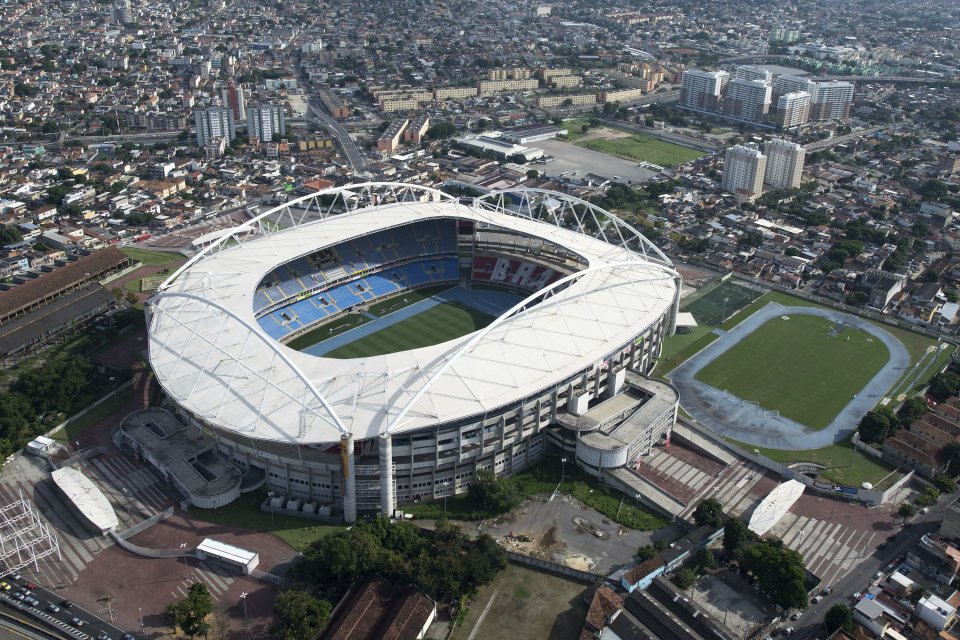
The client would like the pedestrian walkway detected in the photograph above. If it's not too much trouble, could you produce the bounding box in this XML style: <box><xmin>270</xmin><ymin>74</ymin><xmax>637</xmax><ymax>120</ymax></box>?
<box><xmin>169</xmin><ymin>561</ymin><xmax>237</xmax><ymax>603</ymax></box>
<box><xmin>766</xmin><ymin>511</ymin><xmax>877</xmax><ymax>588</ymax></box>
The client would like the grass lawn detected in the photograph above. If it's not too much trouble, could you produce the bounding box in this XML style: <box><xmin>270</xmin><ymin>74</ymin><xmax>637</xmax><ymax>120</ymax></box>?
<box><xmin>725</xmin><ymin>437</ymin><xmax>903</xmax><ymax>490</ymax></box>
<box><xmin>325</xmin><ymin>301</ymin><xmax>492</xmax><ymax>359</ymax></box>
<box><xmin>51</xmin><ymin>387</ymin><xmax>135</xmax><ymax>444</ymax></box>
<box><xmin>558</xmin><ymin>119</ymin><xmax>592</xmax><ymax>143</ymax></box>
<box><xmin>452</xmin><ymin>565</ymin><xmax>588</xmax><ymax>640</ymax></box>
<box><xmin>189</xmin><ymin>492</ymin><xmax>343</xmax><ymax>551</ymax></box>
<box><xmin>406</xmin><ymin>457</ymin><xmax>667</xmax><ymax>531</ymax></box>
<box><xmin>696</xmin><ymin>314</ymin><xmax>890</xmax><ymax>429</ymax></box>
<box><xmin>120</xmin><ymin>247</ymin><xmax>187</xmax><ymax>267</ymax></box>
<box><xmin>285</xmin><ymin>313</ymin><xmax>372</xmax><ymax>351</ymax></box>
<box><xmin>367</xmin><ymin>284</ymin><xmax>454</xmax><ymax>317</ymax></box>
<box><xmin>576</xmin><ymin>134</ymin><xmax>705</xmax><ymax>167</ymax></box>
<box><xmin>122</xmin><ymin>279</ymin><xmax>141</xmax><ymax>292</ymax></box>
<box><xmin>655</xmin><ymin>331</ymin><xmax>719</xmax><ymax>377</ymax></box>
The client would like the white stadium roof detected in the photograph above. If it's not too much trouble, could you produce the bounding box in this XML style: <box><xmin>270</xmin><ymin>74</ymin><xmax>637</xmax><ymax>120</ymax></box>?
<box><xmin>148</xmin><ymin>185</ymin><xmax>678</xmax><ymax>444</ymax></box>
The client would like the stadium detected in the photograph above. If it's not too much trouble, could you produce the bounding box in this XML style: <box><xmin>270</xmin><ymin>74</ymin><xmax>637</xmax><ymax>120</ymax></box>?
<box><xmin>144</xmin><ymin>183</ymin><xmax>681</xmax><ymax>522</ymax></box>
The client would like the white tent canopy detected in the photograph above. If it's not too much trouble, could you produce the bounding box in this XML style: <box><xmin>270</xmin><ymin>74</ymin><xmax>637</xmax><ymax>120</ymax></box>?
<box><xmin>748</xmin><ymin>479</ymin><xmax>805</xmax><ymax>536</ymax></box>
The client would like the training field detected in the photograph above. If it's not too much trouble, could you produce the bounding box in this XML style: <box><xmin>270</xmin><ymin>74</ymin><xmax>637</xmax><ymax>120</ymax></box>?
<box><xmin>325</xmin><ymin>301</ymin><xmax>493</xmax><ymax>358</ymax></box>
<box><xmin>695</xmin><ymin>314</ymin><xmax>890</xmax><ymax>429</ymax></box>
<box><xmin>683</xmin><ymin>281</ymin><xmax>763</xmax><ymax>326</ymax></box>
<box><xmin>576</xmin><ymin>133</ymin><xmax>705</xmax><ymax>167</ymax></box>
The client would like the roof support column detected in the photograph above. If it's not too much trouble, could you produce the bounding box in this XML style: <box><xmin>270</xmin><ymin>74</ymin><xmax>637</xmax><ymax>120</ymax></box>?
<box><xmin>340</xmin><ymin>435</ymin><xmax>356</xmax><ymax>524</ymax></box>
<box><xmin>379</xmin><ymin>433</ymin><xmax>394</xmax><ymax>518</ymax></box>
<box><xmin>667</xmin><ymin>274</ymin><xmax>682</xmax><ymax>336</ymax></box>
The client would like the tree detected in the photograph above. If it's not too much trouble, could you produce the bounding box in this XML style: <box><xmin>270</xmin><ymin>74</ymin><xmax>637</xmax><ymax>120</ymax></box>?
<box><xmin>933</xmin><ymin>474</ymin><xmax>957</xmax><ymax>494</ymax></box>
<box><xmin>943</xmin><ymin>442</ymin><xmax>960</xmax><ymax>477</ymax></box>
<box><xmin>111</xmin><ymin>287</ymin><xmax>123</xmax><ymax>304</ymax></box>
<box><xmin>742</xmin><ymin>540</ymin><xmax>808</xmax><ymax>610</ymax></box>
<box><xmin>740</xmin><ymin>231</ymin><xmax>763</xmax><ymax>248</ymax></box>
<box><xmin>929</xmin><ymin>372</ymin><xmax>960</xmax><ymax>402</ymax></box>
<box><xmin>858</xmin><ymin>406</ymin><xmax>899</xmax><ymax>444</ymax></box>
<box><xmin>916</xmin><ymin>487</ymin><xmax>940</xmax><ymax>507</ymax></box>
<box><xmin>692</xmin><ymin>498</ymin><xmax>725</xmax><ymax>528</ymax></box>
<box><xmin>469</xmin><ymin>469</ymin><xmax>520</xmax><ymax>513</ymax></box>
<box><xmin>723</xmin><ymin>518</ymin><xmax>751</xmax><ymax>557</ymax></box>
<box><xmin>165</xmin><ymin>582</ymin><xmax>213</xmax><ymax>638</ymax></box>
<box><xmin>636</xmin><ymin>544</ymin><xmax>657</xmax><ymax>562</ymax></box>
<box><xmin>272</xmin><ymin>590</ymin><xmax>332</xmax><ymax>640</ymax></box>
<box><xmin>824</xmin><ymin>604</ymin><xmax>853</xmax><ymax>633</ymax></box>
<box><xmin>526</xmin><ymin>169</ymin><xmax>539</xmax><ymax>179</ymax></box>
<box><xmin>125</xmin><ymin>291</ymin><xmax>139</xmax><ymax>306</ymax></box>
<box><xmin>899</xmin><ymin>503</ymin><xmax>917</xmax><ymax>518</ymax></box>
<box><xmin>0</xmin><ymin>224</ymin><xmax>23</xmax><ymax>245</ymax></box>
<box><xmin>902</xmin><ymin>397</ymin><xmax>929</xmax><ymax>421</ymax></box>
<box><xmin>673</xmin><ymin>568</ymin><xmax>697</xmax><ymax>589</ymax></box>
<box><xmin>696</xmin><ymin>548</ymin><xmax>717</xmax><ymax>571</ymax></box>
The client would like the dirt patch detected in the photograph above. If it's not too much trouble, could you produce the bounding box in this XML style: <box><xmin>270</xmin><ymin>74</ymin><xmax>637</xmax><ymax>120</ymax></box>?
<box><xmin>578</xmin><ymin>126</ymin><xmax>632</xmax><ymax>142</ymax></box>
<box><xmin>540</xmin><ymin>525</ymin><xmax>558</xmax><ymax>548</ymax></box>
<box><xmin>564</xmin><ymin>555</ymin><xmax>594</xmax><ymax>571</ymax></box>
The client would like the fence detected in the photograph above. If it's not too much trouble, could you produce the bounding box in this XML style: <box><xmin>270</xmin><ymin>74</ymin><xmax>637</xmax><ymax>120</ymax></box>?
<box><xmin>45</xmin><ymin>379</ymin><xmax>134</xmax><ymax>441</ymax></box>
<box><xmin>505</xmin><ymin>551</ymin><xmax>601</xmax><ymax>585</ymax></box>
<box><xmin>677</xmin><ymin>418</ymin><xmax>910</xmax><ymax>506</ymax></box>
<box><xmin>119</xmin><ymin>507</ymin><xmax>174</xmax><ymax>540</ymax></box>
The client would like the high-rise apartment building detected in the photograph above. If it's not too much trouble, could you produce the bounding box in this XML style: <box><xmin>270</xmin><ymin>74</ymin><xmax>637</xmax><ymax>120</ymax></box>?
<box><xmin>221</xmin><ymin>82</ymin><xmax>246</xmax><ymax>121</ymax></box>
<box><xmin>194</xmin><ymin>107</ymin><xmax>235</xmax><ymax>147</ymax></box>
<box><xmin>735</xmin><ymin>65</ymin><xmax>772</xmax><ymax>84</ymax></box>
<box><xmin>680</xmin><ymin>69</ymin><xmax>729</xmax><ymax>112</ymax></box>
<box><xmin>775</xmin><ymin>91</ymin><xmax>811</xmax><ymax>129</ymax></box>
<box><xmin>773</xmin><ymin>74</ymin><xmax>815</xmax><ymax>98</ymax></box>
<box><xmin>763</xmin><ymin>139</ymin><xmax>806</xmax><ymax>190</ymax></box>
<box><xmin>809</xmin><ymin>81</ymin><xmax>854</xmax><ymax>121</ymax></box>
<box><xmin>722</xmin><ymin>78</ymin><xmax>772</xmax><ymax>122</ymax></box>
<box><xmin>112</xmin><ymin>0</ymin><xmax>131</xmax><ymax>24</ymax></box>
<box><xmin>247</xmin><ymin>104</ymin><xmax>286</xmax><ymax>143</ymax></box>
<box><xmin>721</xmin><ymin>145</ymin><xmax>767</xmax><ymax>202</ymax></box>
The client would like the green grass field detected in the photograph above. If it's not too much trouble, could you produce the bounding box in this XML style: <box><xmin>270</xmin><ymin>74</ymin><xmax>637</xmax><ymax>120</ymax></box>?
<box><xmin>189</xmin><ymin>492</ymin><xmax>343</xmax><ymax>551</ymax></box>
<box><xmin>683</xmin><ymin>281</ymin><xmax>763</xmax><ymax>326</ymax></box>
<box><xmin>725</xmin><ymin>437</ymin><xmax>903</xmax><ymax>490</ymax></box>
<box><xmin>285</xmin><ymin>313</ymin><xmax>372</xmax><ymax>351</ymax></box>
<box><xmin>325</xmin><ymin>301</ymin><xmax>493</xmax><ymax>359</ymax></box>
<box><xmin>120</xmin><ymin>247</ymin><xmax>187</xmax><ymax>267</ymax></box>
<box><xmin>576</xmin><ymin>134</ymin><xmax>705</xmax><ymax>167</ymax></box>
<box><xmin>367</xmin><ymin>285</ymin><xmax>454</xmax><ymax>317</ymax></box>
<box><xmin>452</xmin><ymin>565</ymin><xmax>587</xmax><ymax>640</ymax></box>
<box><xmin>695</xmin><ymin>315</ymin><xmax>890</xmax><ymax>429</ymax></box>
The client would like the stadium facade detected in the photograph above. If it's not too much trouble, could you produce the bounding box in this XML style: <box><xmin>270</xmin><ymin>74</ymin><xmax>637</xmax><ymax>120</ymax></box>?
<box><xmin>146</xmin><ymin>184</ymin><xmax>681</xmax><ymax>522</ymax></box>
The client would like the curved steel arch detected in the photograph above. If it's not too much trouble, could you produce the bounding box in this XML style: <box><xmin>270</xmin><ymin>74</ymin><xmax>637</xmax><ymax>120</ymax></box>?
<box><xmin>148</xmin><ymin>290</ymin><xmax>350</xmax><ymax>438</ymax></box>
<box><xmin>159</xmin><ymin>182</ymin><xmax>458</xmax><ymax>292</ymax></box>
<box><xmin>473</xmin><ymin>188</ymin><xmax>672</xmax><ymax>268</ymax></box>
<box><xmin>385</xmin><ymin>259</ymin><xmax>680</xmax><ymax>434</ymax></box>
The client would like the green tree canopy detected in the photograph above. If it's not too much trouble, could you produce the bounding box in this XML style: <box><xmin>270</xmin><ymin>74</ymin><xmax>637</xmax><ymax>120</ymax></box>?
<box><xmin>272</xmin><ymin>590</ymin><xmax>332</xmax><ymax>640</ymax></box>
<box><xmin>824</xmin><ymin>603</ymin><xmax>853</xmax><ymax>633</ymax></box>
<box><xmin>673</xmin><ymin>567</ymin><xmax>697</xmax><ymax>590</ymax></box>
<box><xmin>692</xmin><ymin>498</ymin><xmax>725</xmax><ymax>528</ymax></box>
<box><xmin>723</xmin><ymin>517</ymin><xmax>752</xmax><ymax>557</ymax></box>
<box><xmin>469</xmin><ymin>469</ymin><xmax>521</xmax><ymax>514</ymax></box>
<box><xmin>742</xmin><ymin>540</ymin><xmax>808</xmax><ymax>610</ymax></box>
<box><xmin>165</xmin><ymin>582</ymin><xmax>213</xmax><ymax>638</ymax></box>
<box><xmin>929</xmin><ymin>372</ymin><xmax>960</xmax><ymax>402</ymax></box>
<box><xmin>858</xmin><ymin>406</ymin><xmax>898</xmax><ymax>444</ymax></box>
<box><xmin>0</xmin><ymin>224</ymin><xmax>23</xmax><ymax>245</ymax></box>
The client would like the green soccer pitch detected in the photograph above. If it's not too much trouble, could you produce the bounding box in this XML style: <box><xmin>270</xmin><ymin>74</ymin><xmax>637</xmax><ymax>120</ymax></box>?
<box><xmin>324</xmin><ymin>301</ymin><xmax>494</xmax><ymax>359</ymax></box>
<box><xmin>694</xmin><ymin>314</ymin><xmax>891</xmax><ymax>429</ymax></box>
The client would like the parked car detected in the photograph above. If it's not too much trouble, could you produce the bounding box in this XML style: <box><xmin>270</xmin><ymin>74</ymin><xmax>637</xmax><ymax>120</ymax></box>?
<box><xmin>61</xmin><ymin>600</ymin><xmax>73</xmax><ymax>609</ymax></box>
<box><xmin>853</xmin><ymin>592</ymin><xmax>862</xmax><ymax>599</ymax></box>
<box><xmin>71</xmin><ymin>617</ymin><xmax>84</xmax><ymax>627</ymax></box>
<box><xmin>47</xmin><ymin>603</ymin><xmax>60</xmax><ymax>613</ymax></box>
<box><xmin>791</xmin><ymin>611</ymin><xmax>802</xmax><ymax>620</ymax></box>
<box><xmin>812</xmin><ymin>595</ymin><xmax>823</xmax><ymax>603</ymax></box>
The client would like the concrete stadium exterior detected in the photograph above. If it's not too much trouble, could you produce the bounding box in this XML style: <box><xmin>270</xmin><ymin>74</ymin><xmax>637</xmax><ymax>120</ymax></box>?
<box><xmin>146</xmin><ymin>183</ymin><xmax>682</xmax><ymax>522</ymax></box>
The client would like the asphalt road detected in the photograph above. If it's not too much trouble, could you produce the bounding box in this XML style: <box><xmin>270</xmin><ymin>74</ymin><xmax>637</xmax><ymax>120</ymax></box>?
<box><xmin>305</xmin><ymin>98</ymin><xmax>370</xmax><ymax>173</ymax></box>
<box><xmin>785</xmin><ymin>503</ymin><xmax>948</xmax><ymax>640</ymax></box>
<box><xmin>0</xmin><ymin>572</ymin><xmax>135</xmax><ymax>640</ymax></box>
